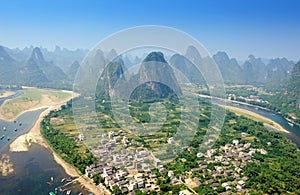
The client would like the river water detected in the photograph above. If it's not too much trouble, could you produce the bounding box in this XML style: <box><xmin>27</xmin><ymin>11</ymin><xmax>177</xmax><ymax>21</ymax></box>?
<box><xmin>208</xmin><ymin>97</ymin><xmax>300</xmax><ymax>148</ymax></box>
<box><xmin>0</xmin><ymin>91</ymin><xmax>91</xmax><ymax>195</ymax></box>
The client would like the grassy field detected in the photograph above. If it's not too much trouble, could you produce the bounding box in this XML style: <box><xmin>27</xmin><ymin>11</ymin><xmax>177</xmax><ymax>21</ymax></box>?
<box><xmin>0</xmin><ymin>87</ymin><xmax>72</xmax><ymax>120</ymax></box>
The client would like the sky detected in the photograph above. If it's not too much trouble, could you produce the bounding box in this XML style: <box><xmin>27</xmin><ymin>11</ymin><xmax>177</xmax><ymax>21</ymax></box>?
<box><xmin>0</xmin><ymin>0</ymin><xmax>299</xmax><ymax>61</ymax></box>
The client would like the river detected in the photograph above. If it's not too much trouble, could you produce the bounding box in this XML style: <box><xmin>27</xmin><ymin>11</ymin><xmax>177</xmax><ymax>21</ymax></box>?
<box><xmin>0</xmin><ymin>90</ymin><xmax>91</xmax><ymax>195</ymax></box>
<box><xmin>207</xmin><ymin>97</ymin><xmax>300</xmax><ymax>148</ymax></box>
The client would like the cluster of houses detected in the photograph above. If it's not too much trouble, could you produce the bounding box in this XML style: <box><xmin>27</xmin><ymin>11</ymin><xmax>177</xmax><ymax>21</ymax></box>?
<box><xmin>84</xmin><ymin>130</ymin><xmax>161</xmax><ymax>171</ymax></box>
<box><xmin>85</xmin><ymin>162</ymin><xmax>161</xmax><ymax>194</ymax></box>
<box><xmin>84</xmin><ymin>130</ymin><xmax>165</xmax><ymax>194</ymax></box>
<box><xmin>227</xmin><ymin>86</ymin><xmax>269</xmax><ymax>104</ymax></box>
<box><xmin>83</xmin><ymin>129</ymin><xmax>269</xmax><ymax>194</ymax></box>
<box><xmin>186</xmin><ymin>138</ymin><xmax>268</xmax><ymax>194</ymax></box>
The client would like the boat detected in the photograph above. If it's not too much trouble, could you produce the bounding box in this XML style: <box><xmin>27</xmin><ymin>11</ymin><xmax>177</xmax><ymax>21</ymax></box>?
<box><xmin>66</xmin><ymin>177</ymin><xmax>73</xmax><ymax>182</ymax></box>
<box><xmin>49</xmin><ymin>192</ymin><xmax>56</xmax><ymax>195</ymax></box>
<box><xmin>288</xmin><ymin>122</ymin><xmax>294</xmax><ymax>127</ymax></box>
<box><xmin>66</xmin><ymin>190</ymin><xmax>71</xmax><ymax>195</ymax></box>
<box><xmin>19</xmin><ymin>123</ymin><xmax>22</xmax><ymax>126</ymax></box>
<box><xmin>14</xmin><ymin>128</ymin><xmax>18</xmax><ymax>132</ymax></box>
<box><xmin>3</xmin><ymin>126</ymin><xmax>6</xmax><ymax>131</ymax></box>
<box><xmin>61</xmin><ymin>178</ymin><xmax>66</xmax><ymax>183</ymax></box>
<box><xmin>0</xmin><ymin>135</ymin><xmax>4</xmax><ymax>140</ymax></box>
<box><xmin>51</xmin><ymin>177</ymin><xmax>54</xmax><ymax>182</ymax></box>
<box><xmin>7</xmin><ymin>137</ymin><xmax>10</xmax><ymax>141</ymax></box>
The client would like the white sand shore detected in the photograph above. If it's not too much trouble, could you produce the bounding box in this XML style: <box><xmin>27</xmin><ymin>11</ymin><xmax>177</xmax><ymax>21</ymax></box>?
<box><xmin>198</xmin><ymin>94</ymin><xmax>290</xmax><ymax>134</ymax></box>
<box><xmin>0</xmin><ymin>91</ymin><xmax>16</xmax><ymax>98</ymax></box>
<box><xmin>7</xmin><ymin>89</ymin><xmax>110</xmax><ymax>194</ymax></box>
<box><xmin>223</xmin><ymin>105</ymin><xmax>290</xmax><ymax>134</ymax></box>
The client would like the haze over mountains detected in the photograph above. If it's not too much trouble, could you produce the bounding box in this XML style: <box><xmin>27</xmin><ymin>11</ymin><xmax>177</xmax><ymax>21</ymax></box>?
<box><xmin>0</xmin><ymin>45</ymin><xmax>297</xmax><ymax>92</ymax></box>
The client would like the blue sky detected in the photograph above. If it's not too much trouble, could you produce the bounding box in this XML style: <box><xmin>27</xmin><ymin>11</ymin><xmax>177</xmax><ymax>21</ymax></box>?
<box><xmin>0</xmin><ymin>0</ymin><xmax>299</xmax><ymax>60</ymax></box>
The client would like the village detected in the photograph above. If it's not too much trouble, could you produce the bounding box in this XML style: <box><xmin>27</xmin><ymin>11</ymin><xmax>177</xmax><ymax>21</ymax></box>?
<box><xmin>82</xmin><ymin>130</ymin><xmax>269</xmax><ymax>194</ymax></box>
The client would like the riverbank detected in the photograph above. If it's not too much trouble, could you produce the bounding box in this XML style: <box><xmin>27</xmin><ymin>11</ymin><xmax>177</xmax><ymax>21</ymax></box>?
<box><xmin>198</xmin><ymin>94</ymin><xmax>291</xmax><ymax>134</ymax></box>
<box><xmin>0</xmin><ymin>91</ymin><xmax>16</xmax><ymax>98</ymax></box>
<box><xmin>199</xmin><ymin>93</ymin><xmax>300</xmax><ymax>129</ymax></box>
<box><xmin>6</xmin><ymin>88</ymin><xmax>110</xmax><ymax>195</ymax></box>
<box><xmin>223</xmin><ymin>105</ymin><xmax>290</xmax><ymax>134</ymax></box>
<box><xmin>0</xmin><ymin>87</ymin><xmax>73</xmax><ymax>122</ymax></box>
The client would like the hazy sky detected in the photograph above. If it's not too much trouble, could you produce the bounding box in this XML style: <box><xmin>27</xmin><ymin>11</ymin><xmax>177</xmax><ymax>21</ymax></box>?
<box><xmin>1</xmin><ymin>0</ymin><xmax>299</xmax><ymax>60</ymax></box>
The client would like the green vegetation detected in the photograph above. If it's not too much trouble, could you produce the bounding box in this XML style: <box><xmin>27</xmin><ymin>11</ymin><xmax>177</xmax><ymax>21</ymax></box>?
<box><xmin>40</xmin><ymin>92</ymin><xmax>300</xmax><ymax>194</ymax></box>
<box><xmin>261</xmin><ymin>62</ymin><xmax>300</xmax><ymax>124</ymax></box>
<box><xmin>164</xmin><ymin>111</ymin><xmax>300</xmax><ymax>194</ymax></box>
<box><xmin>41</xmin><ymin>101</ymin><xmax>97</xmax><ymax>173</ymax></box>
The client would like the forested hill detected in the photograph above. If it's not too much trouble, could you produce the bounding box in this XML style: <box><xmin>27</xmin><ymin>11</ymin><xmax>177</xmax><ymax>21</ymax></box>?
<box><xmin>261</xmin><ymin>61</ymin><xmax>300</xmax><ymax>124</ymax></box>
<box><xmin>282</xmin><ymin>61</ymin><xmax>300</xmax><ymax>123</ymax></box>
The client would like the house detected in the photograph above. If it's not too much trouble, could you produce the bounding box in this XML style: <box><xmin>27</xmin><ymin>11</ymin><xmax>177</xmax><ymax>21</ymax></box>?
<box><xmin>232</xmin><ymin>139</ymin><xmax>239</xmax><ymax>146</ymax></box>
<box><xmin>168</xmin><ymin>137</ymin><xmax>175</xmax><ymax>144</ymax></box>
<box><xmin>116</xmin><ymin>170</ymin><xmax>128</xmax><ymax>180</ymax></box>
<box><xmin>171</xmin><ymin>178</ymin><xmax>179</xmax><ymax>185</ymax></box>
<box><xmin>151</xmin><ymin>185</ymin><xmax>159</xmax><ymax>191</ymax></box>
<box><xmin>190</xmin><ymin>168</ymin><xmax>200</xmax><ymax>173</ymax></box>
<box><xmin>122</xmin><ymin>136</ymin><xmax>129</xmax><ymax>145</ymax></box>
<box><xmin>101</xmin><ymin>139</ymin><xmax>108</xmax><ymax>145</ymax></box>
<box><xmin>168</xmin><ymin>170</ymin><xmax>174</xmax><ymax>178</ymax></box>
<box><xmin>78</xmin><ymin>134</ymin><xmax>85</xmax><ymax>141</ymax></box>
<box><xmin>206</xmin><ymin>179</ymin><xmax>214</xmax><ymax>184</ymax></box>
<box><xmin>179</xmin><ymin>174</ymin><xmax>186</xmax><ymax>181</ymax></box>
<box><xmin>121</xmin><ymin>188</ymin><xmax>128</xmax><ymax>194</ymax></box>
<box><xmin>116</xmin><ymin>180</ymin><xmax>127</xmax><ymax>187</ymax></box>
<box><xmin>258</xmin><ymin>149</ymin><xmax>268</xmax><ymax>155</ymax></box>
<box><xmin>211</xmin><ymin>183</ymin><xmax>220</xmax><ymax>188</ymax></box>
<box><xmin>197</xmin><ymin>152</ymin><xmax>204</xmax><ymax>158</ymax></box>
<box><xmin>149</xmin><ymin>174</ymin><xmax>157</xmax><ymax>179</ymax></box>
<box><xmin>159</xmin><ymin>167</ymin><xmax>166</xmax><ymax>173</ymax></box>
<box><xmin>108</xmin><ymin>131</ymin><xmax>115</xmax><ymax>138</ymax></box>
<box><xmin>113</xmin><ymin>137</ymin><xmax>119</xmax><ymax>143</ymax></box>
<box><xmin>179</xmin><ymin>190</ymin><xmax>192</xmax><ymax>195</ymax></box>
<box><xmin>137</xmin><ymin>180</ymin><xmax>144</xmax><ymax>188</ymax></box>
<box><xmin>154</xmin><ymin>158</ymin><xmax>161</xmax><ymax>167</ymax></box>
<box><xmin>207</xmin><ymin>149</ymin><xmax>216</xmax><ymax>158</ymax></box>
<box><xmin>104</xmin><ymin>175</ymin><xmax>114</xmax><ymax>186</ymax></box>
<box><xmin>243</xmin><ymin>143</ymin><xmax>251</xmax><ymax>149</ymax></box>
<box><xmin>103</xmin><ymin>167</ymin><xmax>113</xmax><ymax>176</ymax></box>
<box><xmin>108</xmin><ymin>180</ymin><xmax>116</xmax><ymax>190</ymax></box>
<box><xmin>127</xmin><ymin>182</ymin><xmax>137</xmax><ymax>191</ymax></box>
<box><xmin>135</xmin><ymin>173</ymin><xmax>144</xmax><ymax>179</ymax></box>
<box><xmin>237</xmin><ymin>180</ymin><xmax>245</xmax><ymax>186</ymax></box>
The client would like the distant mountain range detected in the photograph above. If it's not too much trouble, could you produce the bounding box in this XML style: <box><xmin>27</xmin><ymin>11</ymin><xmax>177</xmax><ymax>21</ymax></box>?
<box><xmin>0</xmin><ymin>45</ymin><xmax>297</xmax><ymax>92</ymax></box>
<box><xmin>212</xmin><ymin>51</ymin><xmax>295</xmax><ymax>90</ymax></box>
